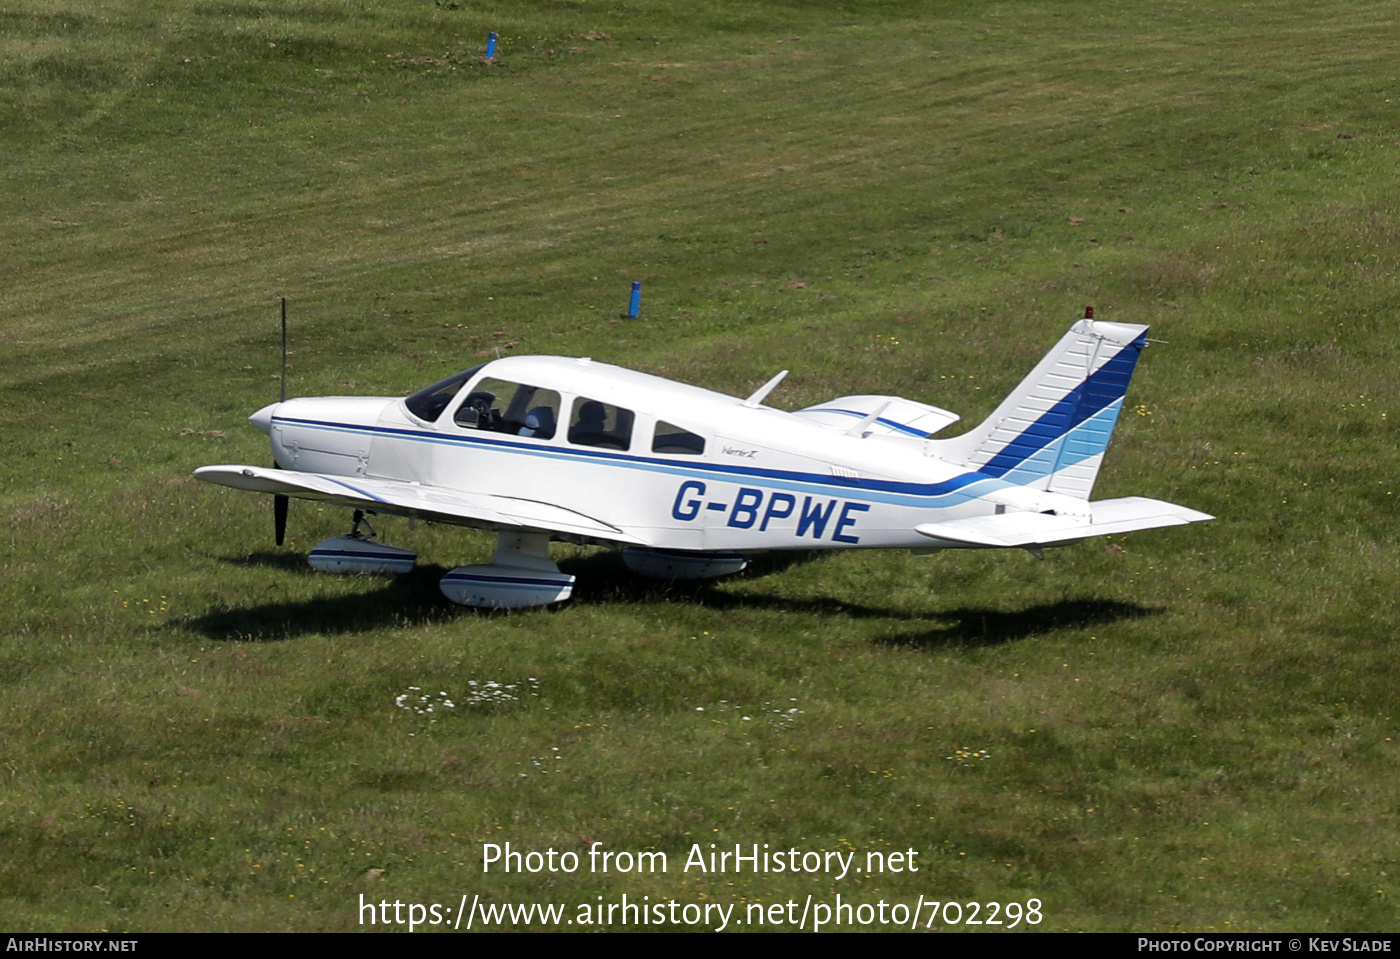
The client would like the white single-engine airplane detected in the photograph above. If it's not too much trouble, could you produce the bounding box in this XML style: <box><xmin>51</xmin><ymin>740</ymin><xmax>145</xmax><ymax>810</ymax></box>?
<box><xmin>196</xmin><ymin>311</ymin><xmax>1211</xmax><ymax>608</ymax></box>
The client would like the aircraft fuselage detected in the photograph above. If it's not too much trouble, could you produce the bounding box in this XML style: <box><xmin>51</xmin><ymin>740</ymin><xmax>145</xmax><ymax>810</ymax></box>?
<box><xmin>258</xmin><ymin>356</ymin><xmax>1055</xmax><ymax>553</ymax></box>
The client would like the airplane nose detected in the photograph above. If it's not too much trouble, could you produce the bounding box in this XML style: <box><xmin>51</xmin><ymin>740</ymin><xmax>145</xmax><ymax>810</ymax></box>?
<box><xmin>249</xmin><ymin>402</ymin><xmax>280</xmax><ymax>435</ymax></box>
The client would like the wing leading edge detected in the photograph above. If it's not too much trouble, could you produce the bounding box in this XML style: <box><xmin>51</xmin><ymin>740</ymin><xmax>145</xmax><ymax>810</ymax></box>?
<box><xmin>193</xmin><ymin>465</ymin><xmax>645</xmax><ymax>545</ymax></box>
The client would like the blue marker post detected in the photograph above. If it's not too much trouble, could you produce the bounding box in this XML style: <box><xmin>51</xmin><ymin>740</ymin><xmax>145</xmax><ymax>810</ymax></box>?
<box><xmin>628</xmin><ymin>281</ymin><xmax>642</xmax><ymax>318</ymax></box>
<box><xmin>485</xmin><ymin>32</ymin><xmax>498</xmax><ymax>60</ymax></box>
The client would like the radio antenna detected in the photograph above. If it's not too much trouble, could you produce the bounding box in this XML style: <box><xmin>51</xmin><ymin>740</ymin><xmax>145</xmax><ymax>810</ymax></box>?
<box><xmin>280</xmin><ymin>297</ymin><xmax>288</xmax><ymax>403</ymax></box>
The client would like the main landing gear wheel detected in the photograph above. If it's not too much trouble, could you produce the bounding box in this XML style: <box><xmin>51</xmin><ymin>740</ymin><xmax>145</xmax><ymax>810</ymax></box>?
<box><xmin>440</xmin><ymin>532</ymin><xmax>574</xmax><ymax>609</ymax></box>
<box><xmin>309</xmin><ymin>510</ymin><xmax>418</xmax><ymax>574</ymax></box>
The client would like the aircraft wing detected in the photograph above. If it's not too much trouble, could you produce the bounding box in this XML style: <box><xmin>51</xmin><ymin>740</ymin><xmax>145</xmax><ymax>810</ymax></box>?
<box><xmin>193</xmin><ymin>465</ymin><xmax>647</xmax><ymax>545</ymax></box>
<box><xmin>914</xmin><ymin>496</ymin><xmax>1213</xmax><ymax>549</ymax></box>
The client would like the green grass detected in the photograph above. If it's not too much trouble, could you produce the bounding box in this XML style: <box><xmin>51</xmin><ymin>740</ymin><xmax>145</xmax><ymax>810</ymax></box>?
<box><xmin>3</xmin><ymin>0</ymin><xmax>1399</xmax><ymax>932</ymax></box>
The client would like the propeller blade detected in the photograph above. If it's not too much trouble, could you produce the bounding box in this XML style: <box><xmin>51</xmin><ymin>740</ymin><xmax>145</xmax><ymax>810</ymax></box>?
<box><xmin>274</xmin><ymin>493</ymin><xmax>289</xmax><ymax>546</ymax></box>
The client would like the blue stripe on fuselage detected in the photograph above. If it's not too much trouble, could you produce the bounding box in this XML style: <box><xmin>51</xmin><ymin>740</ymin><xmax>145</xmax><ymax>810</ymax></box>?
<box><xmin>272</xmin><ymin>406</ymin><xmax>1112</xmax><ymax>511</ymax></box>
<box><xmin>276</xmin><ymin>415</ymin><xmax>994</xmax><ymax>508</ymax></box>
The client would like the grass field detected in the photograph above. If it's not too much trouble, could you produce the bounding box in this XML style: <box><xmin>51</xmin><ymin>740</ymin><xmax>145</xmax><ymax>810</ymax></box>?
<box><xmin>2</xmin><ymin>0</ymin><xmax>1398</xmax><ymax>932</ymax></box>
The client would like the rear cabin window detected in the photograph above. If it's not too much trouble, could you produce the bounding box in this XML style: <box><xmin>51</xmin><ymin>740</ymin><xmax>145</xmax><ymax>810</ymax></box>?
<box><xmin>567</xmin><ymin>398</ymin><xmax>634</xmax><ymax>451</ymax></box>
<box><xmin>453</xmin><ymin>378</ymin><xmax>561</xmax><ymax>440</ymax></box>
<box><xmin>651</xmin><ymin>421</ymin><xmax>706</xmax><ymax>455</ymax></box>
<box><xmin>404</xmin><ymin>366</ymin><xmax>483</xmax><ymax>422</ymax></box>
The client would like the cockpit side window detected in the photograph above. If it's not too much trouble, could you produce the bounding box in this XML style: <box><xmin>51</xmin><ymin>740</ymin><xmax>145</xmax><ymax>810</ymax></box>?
<box><xmin>568</xmin><ymin>398</ymin><xmax>634</xmax><ymax>451</ymax></box>
<box><xmin>652</xmin><ymin>421</ymin><xmax>706</xmax><ymax>455</ymax></box>
<box><xmin>454</xmin><ymin>378</ymin><xmax>561</xmax><ymax>440</ymax></box>
<box><xmin>404</xmin><ymin>365</ymin><xmax>484</xmax><ymax>423</ymax></box>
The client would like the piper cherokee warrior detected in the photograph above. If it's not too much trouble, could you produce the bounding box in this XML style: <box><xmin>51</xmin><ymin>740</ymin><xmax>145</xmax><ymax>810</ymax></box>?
<box><xmin>195</xmin><ymin>310</ymin><xmax>1212</xmax><ymax>608</ymax></box>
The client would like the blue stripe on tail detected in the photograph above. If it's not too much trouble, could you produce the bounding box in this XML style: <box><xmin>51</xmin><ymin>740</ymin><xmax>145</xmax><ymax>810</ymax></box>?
<box><xmin>980</xmin><ymin>335</ymin><xmax>1145</xmax><ymax>481</ymax></box>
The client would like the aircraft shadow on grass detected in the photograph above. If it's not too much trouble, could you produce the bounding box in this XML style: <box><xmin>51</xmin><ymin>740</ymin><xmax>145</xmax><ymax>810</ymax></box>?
<box><xmin>184</xmin><ymin>560</ymin><xmax>469</xmax><ymax>642</ymax></box>
<box><xmin>227</xmin><ymin>550</ymin><xmax>321</xmax><ymax>573</ymax></box>
<box><xmin>185</xmin><ymin>550</ymin><xmax>827</xmax><ymax>641</ymax></box>
<box><xmin>557</xmin><ymin>548</ymin><xmax>826</xmax><ymax>606</ymax></box>
<box><xmin>186</xmin><ymin>549</ymin><xmax>1155</xmax><ymax>646</ymax></box>
<box><xmin>565</xmin><ymin>551</ymin><xmax>1159</xmax><ymax>645</ymax></box>
<box><xmin>875</xmin><ymin>598</ymin><xmax>1158</xmax><ymax>649</ymax></box>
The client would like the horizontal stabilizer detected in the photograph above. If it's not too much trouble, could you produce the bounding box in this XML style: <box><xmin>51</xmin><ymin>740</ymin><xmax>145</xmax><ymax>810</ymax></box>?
<box><xmin>194</xmin><ymin>465</ymin><xmax>645</xmax><ymax>544</ymax></box>
<box><xmin>793</xmin><ymin>395</ymin><xmax>960</xmax><ymax>438</ymax></box>
<box><xmin>915</xmin><ymin>496</ymin><xmax>1213</xmax><ymax>549</ymax></box>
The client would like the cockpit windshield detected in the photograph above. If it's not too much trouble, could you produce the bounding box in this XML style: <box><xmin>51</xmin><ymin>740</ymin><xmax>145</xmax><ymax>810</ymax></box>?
<box><xmin>403</xmin><ymin>365</ymin><xmax>485</xmax><ymax>422</ymax></box>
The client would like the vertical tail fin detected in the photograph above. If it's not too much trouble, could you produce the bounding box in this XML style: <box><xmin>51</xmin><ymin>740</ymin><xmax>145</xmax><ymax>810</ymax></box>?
<box><xmin>930</xmin><ymin>319</ymin><xmax>1149</xmax><ymax>499</ymax></box>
